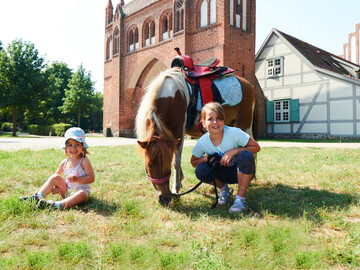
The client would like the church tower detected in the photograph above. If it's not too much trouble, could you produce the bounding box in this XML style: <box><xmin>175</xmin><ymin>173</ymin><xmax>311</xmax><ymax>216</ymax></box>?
<box><xmin>103</xmin><ymin>0</ymin><xmax>265</xmax><ymax>138</ymax></box>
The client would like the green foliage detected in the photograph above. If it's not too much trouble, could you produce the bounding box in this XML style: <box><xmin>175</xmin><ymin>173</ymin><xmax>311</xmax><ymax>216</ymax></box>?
<box><xmin>0</xmin><ymin>39</ymin><xmax>46</xmax><ymax>136</ymax></box>
<box><xmin>28</xmin><ymin>124</ymin><xmax>54</xmax><ymax>136</ymax></box>
<box><xmin>0</xmin><ymin>40</ymin><xmax>103</xmax><ymax>133</ymax></box>
<box><xmin>1</xmin><ymin>122</ymin><xmax>12</xmax><ymax>131</ymax></box>
<box><xmin>52</xmin><ymin>123</ymin><xmax>72</xmax><ymax>136</ymax></box>
<box><xmin>60</xmin><ymin>64</ymin><xmax>95</xmax><ymax>127</ymax></box>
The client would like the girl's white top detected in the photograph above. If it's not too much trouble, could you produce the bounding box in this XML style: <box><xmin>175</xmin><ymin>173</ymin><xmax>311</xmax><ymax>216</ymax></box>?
<box><xmin>63</xmin><ymin>157</ymin><xmax>91</xmax><ymax>192</ymax></box>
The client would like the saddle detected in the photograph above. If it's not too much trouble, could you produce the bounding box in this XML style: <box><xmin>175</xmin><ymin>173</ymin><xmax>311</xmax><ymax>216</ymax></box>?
<box><xmin>171</xmin><ymin>48</ymin><xmax>235</xmax><ymax>130</ymax></box>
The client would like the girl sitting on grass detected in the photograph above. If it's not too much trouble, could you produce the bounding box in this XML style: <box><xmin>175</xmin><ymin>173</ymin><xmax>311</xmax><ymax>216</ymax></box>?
<box><xmin>190</xmin><ymin>102</ymin><xmax>260</xmax><ymax>213</ymax></box>
<box><xmin>21</xmin><ymin>127</ymin><xmax>95</xmax><ymax>209</ymax></box>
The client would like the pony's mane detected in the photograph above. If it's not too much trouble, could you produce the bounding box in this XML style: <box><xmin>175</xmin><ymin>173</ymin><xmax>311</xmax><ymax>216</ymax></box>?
<box><xmin>135</xmin><ymin>68</ymin><xmax>188</xmax><ymax>140</ymax></box>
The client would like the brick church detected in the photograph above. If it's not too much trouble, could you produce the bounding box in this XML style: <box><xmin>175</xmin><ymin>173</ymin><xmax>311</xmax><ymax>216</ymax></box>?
<box><xmin>103</xmin><ymin>0</ymin><xmax>265</xmax><ymax>137</ymax></box>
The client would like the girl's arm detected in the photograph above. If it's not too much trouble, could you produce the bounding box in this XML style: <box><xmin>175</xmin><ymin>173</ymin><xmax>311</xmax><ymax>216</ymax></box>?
<box><xmin>68</xmin><ymin>157</ymin><xmax>95</xmax><ymax>184</ymax></box>
<box><xmin>54</xmin><ymin>160</ymin><xmax>65</xmax><ymax>175</ymax></box>
<box><xmin>221</xmin><ymin>137</ymin><xmax>261</xmax><ymax>166</ymax></box>
<box><xmin>190</xmin><ymin>154</ymin><xmax>208</xmax><ymax>168</ymax></box>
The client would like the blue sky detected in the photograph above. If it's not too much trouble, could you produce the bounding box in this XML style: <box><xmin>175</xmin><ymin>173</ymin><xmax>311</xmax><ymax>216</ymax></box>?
<box><xmin>0</xmin><ymin>0</ymin><xmax>359</xmax><ymax>93</ymax></box>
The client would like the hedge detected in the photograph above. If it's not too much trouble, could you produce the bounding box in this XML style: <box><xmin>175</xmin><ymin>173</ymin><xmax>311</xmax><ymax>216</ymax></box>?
<box><xmin>28</xmin><ymin>123</ymin><xmax>72</xmax><ymax>136</ymax></box>
<box><xmin>1</xmin><ymin>122</ymin><xmax>13</xmax><ymax>131</ymax></box>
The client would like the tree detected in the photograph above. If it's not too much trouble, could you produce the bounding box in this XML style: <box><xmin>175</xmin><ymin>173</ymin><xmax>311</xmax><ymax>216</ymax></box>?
<box><xmin>43</xmin><ymin>62</ymin><xmax>72</xmax><ymax>124</ymax></box>
<box><xmin>60</xmin><ymin>64</ymin><xmax>95</xmax><ymax>127</ymax></box>
<box><xmin>0</xmin><ymin>39</ymin><xmax>46</xmax><ymax>136</ymax></box>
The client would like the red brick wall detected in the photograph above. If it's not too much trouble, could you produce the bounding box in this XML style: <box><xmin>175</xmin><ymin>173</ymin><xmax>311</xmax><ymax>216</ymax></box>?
<box><xmin>104</xmin><ymin>0</ymin><xmax>266</xmax><ymax>138</ymax></box>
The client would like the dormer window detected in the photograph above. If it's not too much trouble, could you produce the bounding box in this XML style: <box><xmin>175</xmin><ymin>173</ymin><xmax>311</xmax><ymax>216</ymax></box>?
<box><xmin>267</xmin><ymin>57</ymin><xmax>284</xmax><ymax>78</ymax></box>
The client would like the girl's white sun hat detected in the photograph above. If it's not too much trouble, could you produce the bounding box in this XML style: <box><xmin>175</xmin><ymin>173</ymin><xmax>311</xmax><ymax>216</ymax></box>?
<box><xmin>61</xmin><ymin>127</ymin><xmax>89</xmax><ymax>149</ymax></box>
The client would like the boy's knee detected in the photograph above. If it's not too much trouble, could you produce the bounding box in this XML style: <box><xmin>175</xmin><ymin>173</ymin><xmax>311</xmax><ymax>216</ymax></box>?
<box><xmin>236</xmin><ymin>150</ymin><xmax>255</xmax><ymax>174</ymax></box>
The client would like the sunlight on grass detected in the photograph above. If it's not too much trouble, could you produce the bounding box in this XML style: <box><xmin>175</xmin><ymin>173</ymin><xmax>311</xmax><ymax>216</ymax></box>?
<box><xmin>0</xmin><ymin>145</ymin><xmax>359</xmax><ymax>268</ymax></box>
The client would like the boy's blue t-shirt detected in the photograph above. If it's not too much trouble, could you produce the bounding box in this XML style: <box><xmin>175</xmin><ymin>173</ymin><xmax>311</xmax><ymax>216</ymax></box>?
<box><xmin>192</xmin><ymin>125</ymin><xmax>250</xmax><ymax>158</ymax></box>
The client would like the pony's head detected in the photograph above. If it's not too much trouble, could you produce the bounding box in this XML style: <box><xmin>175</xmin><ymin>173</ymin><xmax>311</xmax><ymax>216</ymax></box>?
<box><xmin>138</xmin><ymin>134</ymin><xmax>179</xmax><ymax>206</ymax></box>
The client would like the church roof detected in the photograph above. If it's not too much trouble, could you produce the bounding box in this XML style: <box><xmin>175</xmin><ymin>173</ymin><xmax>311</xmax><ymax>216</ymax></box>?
<box><xmin>120</xmin><ymin>0</ymin><xmax>161</xmax><ymax>17</ymax></box>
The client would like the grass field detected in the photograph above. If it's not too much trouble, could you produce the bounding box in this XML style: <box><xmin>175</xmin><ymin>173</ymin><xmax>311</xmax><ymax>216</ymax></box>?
<box><xmin>0</xmin><ymin>145</ymin><xmax>359</xmax><ymax>269</ymax></box>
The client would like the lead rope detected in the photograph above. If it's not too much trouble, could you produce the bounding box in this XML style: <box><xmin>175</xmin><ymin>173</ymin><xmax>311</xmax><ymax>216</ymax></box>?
<box><xmin>172</xmin><ymin>154</ymin><xmax>222</xmax><ymax>209</ymax></box>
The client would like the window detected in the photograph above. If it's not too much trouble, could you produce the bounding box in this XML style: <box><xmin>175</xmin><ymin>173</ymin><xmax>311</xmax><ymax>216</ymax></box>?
<box><xmin>200</xmin><ymin>0</ymin><xmax>208</xmax><ymax>27</ymax></box>
<box><xmin>143</xmin><ymin>19</ymin><xmax>155</xmax><ymax>47</ymax></box>
<box><xmin>230</xmin><ymin>0</ymin><xmax>247</xmax><ymax>30</ymax></box>
<box><xmin>266</xmin><ymin>99</ymin><xmax>299</xmax><ymax>123</ymax></box>
<box><xmin>274</xmin><ymin>100</ymin><xmax>289</xmax><ymax>122</ymax></box>
<box><xmin>174</xmin><ymin>0</ymin><xmax>184</xmax><ymax>32</ymax></box>
<box><xmin>200</xmin><ymin>0</ymin><xmax>216</xmax><ymax>27</ymax></box>
<box><xmin>113</xmin><ymin>28</ymin><xmax>119</xmax><ymax>55</ymax></box>
<box><xmin>161</xmin><ymin>12</ymin><xmax>172</xmax><ymax>41</ymax></box>
<box><xmin>128</xmin><ymin>26</ymin><xmax>138</xmax><ymax>52</ymax></box>
<box><xmin>106</xmin><ymin>37</ymin><xmax>112</xmax><ymax>60</ymax></box>
<box><xmin>267</xmin><ymin>57</ymin><xmax>284</xmax><ymax>78</ymax></box>
<box><xmin>210</xmin><ymin>0</ymin><xmax>216</xmax><ymax>24</ymax></box>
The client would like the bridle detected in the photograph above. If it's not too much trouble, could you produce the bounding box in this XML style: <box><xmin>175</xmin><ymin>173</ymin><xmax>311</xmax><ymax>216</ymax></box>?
<box><xmin>147</xmin><ymin>174</ymin><xmax>170</xmax><ymax>184</ymax></box>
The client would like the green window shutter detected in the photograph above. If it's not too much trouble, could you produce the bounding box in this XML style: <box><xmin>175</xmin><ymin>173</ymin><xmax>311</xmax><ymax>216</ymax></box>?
<box><xmin>266</xmin><ymin>100</ymin><xmax>274</xmax><ymax>123</ymax></box>
<box><xmin>290</xmin><ymin>99</ymin><xmax>299</xmax><ymax>122</ymax></box>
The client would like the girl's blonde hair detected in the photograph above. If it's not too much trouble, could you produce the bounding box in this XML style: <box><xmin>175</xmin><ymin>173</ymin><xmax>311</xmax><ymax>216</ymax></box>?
<box><xmin>200</xmin><ymin>102</ymin><xmax>225</xmax><ymax>123</ymax></box>
<box><xmin>64</xmin><ymin>140</ymin><xmax>90</xmax><ymax>158</ymax></box>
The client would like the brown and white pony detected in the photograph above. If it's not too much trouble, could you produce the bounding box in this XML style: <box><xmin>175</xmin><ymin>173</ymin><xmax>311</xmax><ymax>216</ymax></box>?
<box><xmin>136</xmin><ymin>68</ymin><xmax>255</xmax><ymax>205</ymax></box>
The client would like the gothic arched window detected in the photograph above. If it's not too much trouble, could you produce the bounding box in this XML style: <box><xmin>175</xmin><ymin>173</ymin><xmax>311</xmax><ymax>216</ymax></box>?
<box><xmin>113</xmin><ymin>27</ymin><xmax>119</xmax><ymax>55</ymax></box>
<box><xmin>143</xmin><ymin>19</ymin><xmax>155</xmax><ymax>47</ymax></box>
<box><xmin>174</xmin><ymin>0</ymin><xmax>184</xmax><ymax>33</ymax></box>
<box><xmin>161</xmin><ymin>12</ymin><xmax>173</xmax><ymax>41</ymax></box>
<box><xmin>230</xmin><ymin>0</ymin><xmax>248</xmax><ymax>30</ymax></box>
<box><xmin>200</xmin><ymin>0</ymin><xmax>208</xmax><ymax>27</ymax></box>
<box><xmin>106</xmin><ymin>36</ymin><xmax>112</xmax><ymax>60</ymax></box>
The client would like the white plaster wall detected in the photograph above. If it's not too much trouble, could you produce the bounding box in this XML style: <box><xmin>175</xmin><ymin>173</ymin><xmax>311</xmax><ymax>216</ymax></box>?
<box><xmin>331</xmin><ymin>122</ymin><xmax>353</xmax><ymax>135</ymax></box>
<box><xmin>356</xmin><ymin>98</ymin><xmax>360</xmax><ymax>118</ymax></box>
<box><xmin>302</xmin><ymin>73</ymin><xmax>321</xmax><ymax>83</ymax></box>
<box><xmin>266</xmin><ymin>77</ymin><xmax>283</xmax><ymax>88</ymax></box>
<box><xmin>299</xmin><ymin>105</ymin><xmax>309</xmax><ymax>120</ymax></box>
<box><xmin>329</xmin><ymin>79</ymin><xmax>352</xmax><ymax>98</ymax></box>
<box><xmin>307</xmin><ymin>104</ymin><xmax>327</xmax><ymax>121</ymax></box>
<box><xmin>293</xmin><ymin>84</ymin><xmax>321</xmax><ymax>103</ymax></box>
<box><xmin>301</xmin><ymin>123</ymin><xmax>327</xmax><ymax>133</ymax></box>
<box><xmin>274</xmin><ymin>124</ymin><xmax>291</xmax><ymax>133</ymax></box>
<box><xmin>273</xmin><ymin>88</ymin><xmax>291</xmax><ymax>99</ymax></box>
<box><xmin>330</xmin><ymin>100</ymin><xmax>353</xmax><ymax>120</ymax></box>
<box><xmin>284</xmin><ymin>75</ymin><xmax>301</xmax><ymax>85</ymax></box>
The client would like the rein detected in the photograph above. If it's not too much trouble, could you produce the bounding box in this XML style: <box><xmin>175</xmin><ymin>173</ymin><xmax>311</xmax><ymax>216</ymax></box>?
<box><xmin>172</xmin><ymin>154</ymin><xmax>222</xmax><ymax>209</ymax></box>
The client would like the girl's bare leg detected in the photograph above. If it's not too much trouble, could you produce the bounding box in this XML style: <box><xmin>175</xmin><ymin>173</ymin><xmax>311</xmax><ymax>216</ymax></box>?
<box><xmin>60</xmin><ymin>190</ymin><xmax>88</xmax><ymax>209</ymax></box>
<box><xmin>38</xmin><ymin>174</ymin><xmax>67</xmax><ymax>198</ymax></box>
<box><xmin>236</xmin><ymin>172</ymin><xmax>253</xmax><ymax>197</ymax></box>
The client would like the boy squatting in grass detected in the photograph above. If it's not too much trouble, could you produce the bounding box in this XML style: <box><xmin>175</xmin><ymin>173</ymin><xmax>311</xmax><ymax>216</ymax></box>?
<box><xmin>21</xmin><ymin>127</ymin><xmax>95</xmax><ymax>209</ymax></box>
<box><xmin>190</xmin><ymin>102</ymin><xmax>261</xmax><ymax>213</ymax></box>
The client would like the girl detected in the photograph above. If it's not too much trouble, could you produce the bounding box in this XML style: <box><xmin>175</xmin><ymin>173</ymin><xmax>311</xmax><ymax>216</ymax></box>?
<box><xmin>190</xmin><ymin>102</ymin><xmax>260</xmax><ymax>212</ymax></box>
<box><xmin>21</xmin><ymin>127</ymin><xmax>95</xmax><ymax>209</ymax></box>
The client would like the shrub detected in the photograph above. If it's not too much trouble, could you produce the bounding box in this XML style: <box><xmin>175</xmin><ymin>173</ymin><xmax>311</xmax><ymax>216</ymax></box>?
<box><xmin>27</xmin><ymin>125</ymin><xmax>54</xmax><ymax>136</ymax></box>
<box><xmin>52</xmin><ymin>123</ymin><xmax>72</xmax><ymax>136</ymax></box>
<box><xmin>1</xmin><ymin>122</ymin><xmax>12</xmax><ymax>131</ymax></box>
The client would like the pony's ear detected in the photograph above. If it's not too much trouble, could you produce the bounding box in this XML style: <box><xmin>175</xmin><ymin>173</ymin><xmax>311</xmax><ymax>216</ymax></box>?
<box><xmin>137</xmin><ymin>140</ymin><xmax>148</xmax><ymax>149</ymax></box>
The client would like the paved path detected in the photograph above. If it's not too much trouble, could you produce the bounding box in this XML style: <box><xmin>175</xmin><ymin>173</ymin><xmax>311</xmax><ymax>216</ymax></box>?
<box><xmin>0</xmin><ymin>134</ymin><xmax>360</xmax><ymax>151</ymax></box>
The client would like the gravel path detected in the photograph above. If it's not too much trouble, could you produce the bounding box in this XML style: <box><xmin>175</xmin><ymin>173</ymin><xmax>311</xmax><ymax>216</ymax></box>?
<box><xmin>1</xmin><ymin>134</ymin><xmax>360</xmax><ymax>151</ymax></box>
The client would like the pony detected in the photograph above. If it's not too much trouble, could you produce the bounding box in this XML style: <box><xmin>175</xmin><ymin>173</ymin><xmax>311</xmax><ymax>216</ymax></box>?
<box><xmin>136</xmin><ymin>67</ymin><xmax>255</xmax><ymax>205</ymax></box>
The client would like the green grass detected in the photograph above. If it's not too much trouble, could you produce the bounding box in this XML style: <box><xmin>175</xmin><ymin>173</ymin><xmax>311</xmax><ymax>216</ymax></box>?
<box><xmin>0</xmin><ymin>145</ymin><xmax>359</xmax><ymax>269</ymax></box>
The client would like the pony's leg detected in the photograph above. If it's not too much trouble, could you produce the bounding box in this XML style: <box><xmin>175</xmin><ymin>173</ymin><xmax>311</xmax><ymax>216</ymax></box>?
<box><xmin>172</xmin><ymin>138</ymin><xmax>184</xmax><ymax>193</ymax></box>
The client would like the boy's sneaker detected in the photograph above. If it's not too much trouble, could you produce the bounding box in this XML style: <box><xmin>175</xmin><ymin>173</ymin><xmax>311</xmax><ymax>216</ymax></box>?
<box><xmin>36</xmin><ymin>199</ymin><xmax>56</xmax><ymax>209</ymax></box>
<box><xmin>229</xmin><ymin>198</ymin><xmax>247</xmax><ymax>213</ymax></box>
<box><xmin>20</xmin><ymin>195</ymin><xmax>39</xmax><ymax>203</ymax></box>
<box><xmin>218</xmin><ymin>187</ymin><xmax>233</xmax><ymax>205</ymax></box>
